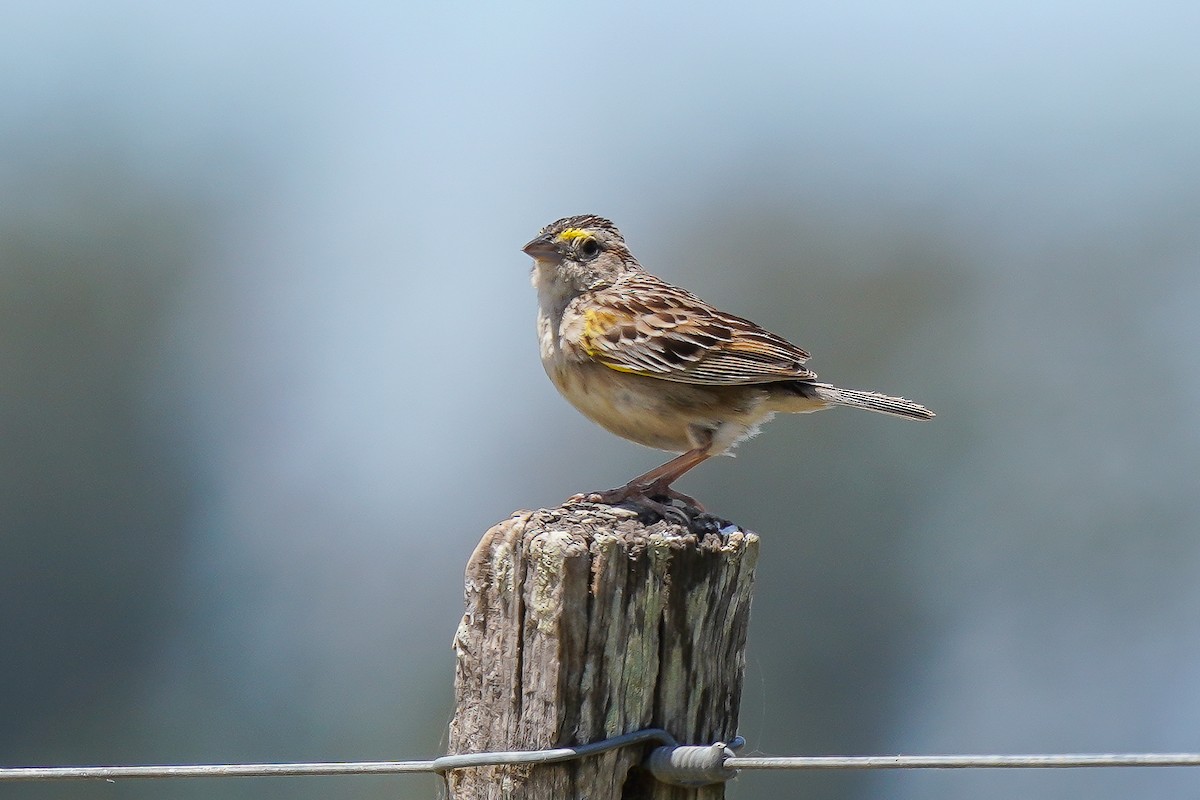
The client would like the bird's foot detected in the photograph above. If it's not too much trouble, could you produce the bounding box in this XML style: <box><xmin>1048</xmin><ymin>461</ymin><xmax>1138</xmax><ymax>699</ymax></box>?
<box><xmin>641</xmin><ymin>479</ymin><xmax>705</xmax><ymax>512</ymax></box>
<box><xmin>568</xmin><ymin>480</ymin><xmax>704</xmax><ymax>526</ymax></box>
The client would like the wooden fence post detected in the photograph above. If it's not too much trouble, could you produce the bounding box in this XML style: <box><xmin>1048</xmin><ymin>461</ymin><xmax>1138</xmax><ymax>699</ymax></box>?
<box><xmin>447</xmin><ymin>501</ymin><xmax>759</xmax><ymax>799</ymax></box>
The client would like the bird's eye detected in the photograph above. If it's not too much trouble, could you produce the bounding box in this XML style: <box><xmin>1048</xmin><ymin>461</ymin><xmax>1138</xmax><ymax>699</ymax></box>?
<box><xmin>577</xmin><ymin>237</ymin><xmax>601</xmax><ymax>259</ymax></box>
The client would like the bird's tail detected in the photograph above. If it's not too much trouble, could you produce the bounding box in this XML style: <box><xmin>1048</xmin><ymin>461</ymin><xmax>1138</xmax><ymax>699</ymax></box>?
<box><xmin>809</xmin><ymin>383</ymin><xmax>935</xmax><ymax>421</ymax></box>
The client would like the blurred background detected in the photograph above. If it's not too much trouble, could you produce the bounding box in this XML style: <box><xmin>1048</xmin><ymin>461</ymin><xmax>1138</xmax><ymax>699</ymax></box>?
<box><xmin>2</xmin><ymin>1</ymin><xmax>1199</xmax><ymax>798</ymax></box>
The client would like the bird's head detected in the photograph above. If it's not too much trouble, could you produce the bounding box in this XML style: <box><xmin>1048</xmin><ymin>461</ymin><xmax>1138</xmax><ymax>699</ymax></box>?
<box><xmin>523</xmin><ymin>215</ymin><xmax>638</xmax><ymax>296</ymax></box>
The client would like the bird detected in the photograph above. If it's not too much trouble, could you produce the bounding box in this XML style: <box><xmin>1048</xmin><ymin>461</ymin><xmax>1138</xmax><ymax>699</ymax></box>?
<box><xmin>523</xmin><ymin>214</ymin><xmax>933</xmax><ymax>510</ymax></box>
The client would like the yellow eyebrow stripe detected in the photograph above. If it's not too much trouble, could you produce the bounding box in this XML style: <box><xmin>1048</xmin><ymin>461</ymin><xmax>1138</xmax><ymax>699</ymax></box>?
<box><xmin>557</xmin><ymin>228</ymin><xmax>592</xmax><ymax>243</ymax></box>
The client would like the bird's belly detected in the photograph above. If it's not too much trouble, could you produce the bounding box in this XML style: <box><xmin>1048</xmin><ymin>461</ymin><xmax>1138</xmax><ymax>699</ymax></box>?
<box><xmin>547</xmin><ymin>362</ymin><xmax>696</xmax><ymax>451</ymax></box>
<box><xmin>544</xmin><ymin>359</ymin><xmax>766</xmax><ymax>453</ymax></box>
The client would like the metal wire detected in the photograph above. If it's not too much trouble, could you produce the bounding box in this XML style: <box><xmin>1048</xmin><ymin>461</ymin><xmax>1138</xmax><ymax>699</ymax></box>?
<box><xmin>726</xmin><ymin>753</ymin><xmax>1200</xmax><ymax>770</ymax></box>
<box><xmin>0</xmin><ymin>762</ymin><xmax>434</xmax><ymax>781</ymax></box>
<box><xmin>5</xmin><ymin>731</ymin><xmax>1200</xmax><ymax>784</ymax></box>
<box><xmin>0</xmin><ymin>729</ymin><xmax>677</xmax><ymax>783</ymax></box>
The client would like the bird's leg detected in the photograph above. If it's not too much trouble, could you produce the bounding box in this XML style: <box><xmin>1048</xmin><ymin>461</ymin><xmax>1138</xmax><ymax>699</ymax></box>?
<box><xmin>626</xmin><ymin>449</ymin><xmax>711</xmax><ymax>507</ymax></box>
<box><xmin>582</xmin><ymin>447</ymin><xmax>712</xmax><ymax>511</ymax></box>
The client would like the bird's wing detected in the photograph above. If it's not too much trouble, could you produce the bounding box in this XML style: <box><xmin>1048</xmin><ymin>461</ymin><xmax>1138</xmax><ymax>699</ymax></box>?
<box><xmin>568</xmin><ymin>275</ymin><xmax>817</xmax><ymax>386</ymax></box>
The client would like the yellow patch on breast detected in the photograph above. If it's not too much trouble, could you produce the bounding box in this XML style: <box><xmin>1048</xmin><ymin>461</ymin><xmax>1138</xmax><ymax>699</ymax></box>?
<box><xmin>579</xmin><ymin>307</ymin><xmax>651</xmax><ymax>375</ymax></box>
<box><xmin>579</xmin><ymin>307</ymin><xmax>619</xmax><ymax>358</ymax></box>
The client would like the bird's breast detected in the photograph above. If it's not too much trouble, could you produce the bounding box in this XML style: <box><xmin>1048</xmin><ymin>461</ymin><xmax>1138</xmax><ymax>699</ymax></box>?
<box><xmin>537</xmin><ymin>307</ymin><xmax>776</xmax><ymax>455</ymax></box>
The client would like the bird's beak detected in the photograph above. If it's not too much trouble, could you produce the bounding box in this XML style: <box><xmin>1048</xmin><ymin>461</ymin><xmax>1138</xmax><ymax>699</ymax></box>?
<box><xmin>522</xmin><ymin>235</ymin><xmax>562</xmax><ymax>264</ymax></box>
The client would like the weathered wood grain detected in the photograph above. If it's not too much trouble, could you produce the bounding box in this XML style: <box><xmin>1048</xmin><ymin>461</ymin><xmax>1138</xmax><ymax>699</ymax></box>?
<box><xmin>447</xmin><ymin>502</ymin><xmax>759</xmax><ymax>799</ymax></box>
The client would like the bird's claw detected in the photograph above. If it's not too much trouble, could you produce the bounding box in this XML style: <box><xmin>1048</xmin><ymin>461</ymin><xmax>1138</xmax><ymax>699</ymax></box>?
<box><xmin>568</xmin><ymin>481</ymin><xmax>704</xmax><ymax>526</ymax></box>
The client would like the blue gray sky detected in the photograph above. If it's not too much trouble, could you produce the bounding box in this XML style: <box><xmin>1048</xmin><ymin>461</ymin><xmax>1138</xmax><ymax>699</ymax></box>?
<box><xmin>3</xmin><ymin>3</ymin><xmax>1199</xmax><ymax>799</ymax></box>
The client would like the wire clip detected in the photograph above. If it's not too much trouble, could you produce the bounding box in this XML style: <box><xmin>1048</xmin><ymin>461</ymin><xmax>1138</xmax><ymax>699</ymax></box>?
<box><xmin>645</xmin><ymin>736</ymin><xmax>745</xmax><ymax>786</ymax></box>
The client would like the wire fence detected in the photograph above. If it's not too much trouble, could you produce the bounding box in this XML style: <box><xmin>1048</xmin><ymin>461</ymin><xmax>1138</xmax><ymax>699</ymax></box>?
<box><xmin>6</xmin><ymin>729</ymin><xmax>1200</xmax><ymax>787</ymax></box>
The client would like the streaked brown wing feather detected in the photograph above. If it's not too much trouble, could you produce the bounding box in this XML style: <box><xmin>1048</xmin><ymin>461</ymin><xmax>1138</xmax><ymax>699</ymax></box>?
<box><xmin>574</xmin><ymin>274</ymin><xmax>816</xmax><ymax>385</ymax></box>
